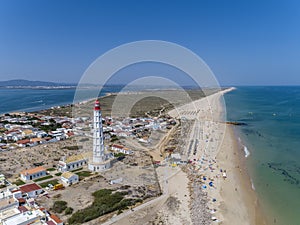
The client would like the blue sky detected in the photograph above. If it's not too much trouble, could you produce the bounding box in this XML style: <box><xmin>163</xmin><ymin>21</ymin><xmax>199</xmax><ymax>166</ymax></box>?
<box><xmin>0</xmin><ymin>0</ymin><xmax>299</xmax><ymax>85</ymax></box>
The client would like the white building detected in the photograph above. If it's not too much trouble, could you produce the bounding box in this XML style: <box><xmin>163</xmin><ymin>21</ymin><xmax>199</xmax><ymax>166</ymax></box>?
<box><xmin>20</xmin><ymin>166</ymin><xmax>47</xmax><ymax>181</ymax></box>
<box><xmin>170</xmin><ymin>153</ymin><xmax>182</xmax><ymax>164</ymax></box>
<box><xmin>111</xmin><ymin>144</ymin><xmax>133</xmax><ymax>155</ymax></box>
<box><xmin>58</xmin><ymin>154</ymin><xmax>88</xmax><ymax>172</ymax></box>
<box><xmin>0</xmin><ymin>191</ymin><xmax>19</xmax><ymax>211</ymax></box>
<box><xmin>61</xmin><ymin>172</ymin><xmax>79</xmax><ymax>186</ymax></box>
<box><xmin>19</xmin><ymin>183</ymin><xmax>43</xmax><ymax>198</ymax></box>
<box><xmin>0</xmin><ymin>174</ymin><xmax>6</xmax><ymax>186</ymax></box>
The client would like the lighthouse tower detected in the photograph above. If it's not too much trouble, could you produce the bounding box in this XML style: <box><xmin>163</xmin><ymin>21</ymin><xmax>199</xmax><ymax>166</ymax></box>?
<box><xmin>93</xmin><ymin>99</ymin><xmax>104</xmax><ymax>163</ymax></box>
<box><xmin>88</xmin><ymin>99</ymin><xmax>112</xmax><ymax>172</ymax></box>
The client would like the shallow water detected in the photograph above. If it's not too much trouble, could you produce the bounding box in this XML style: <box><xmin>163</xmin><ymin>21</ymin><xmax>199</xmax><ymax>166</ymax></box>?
<box><xmin>224</xmin><ymin>86</ymin><xmax>300</xmax><ymax>225</ymax></box>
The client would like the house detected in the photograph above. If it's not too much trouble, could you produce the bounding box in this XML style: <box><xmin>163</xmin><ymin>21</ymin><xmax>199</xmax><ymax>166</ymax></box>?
<box><xmin>30</xmin><ymin>137</ymin><xmax>42</xmax><ymax>144</ymax></box>
<box><xmin>111</xmin><ymin>144</ymin><xmax>124</xmax><ymax>152</ymax></box>
<box><xmin>61</xmin><ymin>172</ymin><xmax>79</xmax><ymax>186</ymax></box>
<box><xmin>170</xmin><ymin>153</ymin><xmax>181</xmax><ymax>164</ymax></box>
<box><xmin>12</xmin><ymin>134</ymin><xmax>22</xmax><ymax>142</ymax></box>
<box><xmin>16</xmin><ymin>139</ymin><xmax>30</xmax><ymax>147</ymax></box>
<box><xmin>22</xmin><ymin>129</ymin><xmax>34</xmax><ymax>137</ymax></box>
<box><xmin>20</xmin><ymin>166</ymin><xmax>47</xmax><ymax>181</ymax></box>
<box><xmin>0</xmin><ymin>174</ymin><xmax>6</xmax><ymax>186</ymax></box>
<box><xmin>19</xmin><ymin>183</ymin><xmax>43</xmax><ymax>198</ymax></box>
<box><xmin>49</xmin><ymin>213</ymin><xmax>64</xmax><ymax>225</ymax></box>
<box><xmin>0</xmin><ymin>192</ymin><xmax>19</xmax><ymax>211</ymax></box>
<box><xmin>0</xmin><ymin>208</ymin><xmax>45</xmax><ymax>225</ymax></box>
<box><xmin>36</xmin><ymin>131</ymin><xmax>48</xmax><ymax>138</ymax></box>
<box><xmin>58</xmin><ymin>154</ymin><xmax>88</xmax><ymax>172</ymax></box>
<box><xmin>111</xmin><ymin>144</ymin><xmax>132</xmax><ymax>154</ymax></box>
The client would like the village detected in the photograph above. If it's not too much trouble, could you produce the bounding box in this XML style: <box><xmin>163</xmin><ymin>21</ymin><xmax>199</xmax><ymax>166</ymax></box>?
<box><xmin>0</xmin><ymin>100</ymin><xmax>180</xmax><ymax>225</ymax></box>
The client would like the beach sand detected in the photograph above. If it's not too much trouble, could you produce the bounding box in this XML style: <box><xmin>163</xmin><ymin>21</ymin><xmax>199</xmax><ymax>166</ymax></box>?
<box><xmin>106</xmin><ymin>88</ymin><xmax>268</xmax><ymax>225</ymax></box>
<box><xmin>216</xmin><ymin>125</ymin><xmax>268</xmax><ymax>225</ymax></box>
<box><xmin>105</xmin><ymin>88</ymin><xmax>269</xmax><ymax>225</ymax></box>
<box><xmin>166</xmin><ymin>87</ymin><xmax>268</xmax><ymax>225</ymax></box>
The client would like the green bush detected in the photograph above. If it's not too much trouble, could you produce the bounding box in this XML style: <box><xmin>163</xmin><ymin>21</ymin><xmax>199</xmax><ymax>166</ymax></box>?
<box><xmin>114</xmin><ymin>152</ymin><xmax>126</xmax><ymax>158</ymax></box>
<box><xmin>79</xmin><ymin>138</ymin><xmax>89</xmax><ymax>142</ymax></box>
<box><xmin>62</xmin><ymin>145</ymin><xmax>82</xmax><ymax>150</ymax></box>
<box><xmin>53</xmin><ymin>200</ymin><xmax>68</xmax><ymax>213</ymax></box>
<box><xmin>65</xmin><ymin>207</ymin><xmax>74</xmax><ymax>215</ymax></box>
<box><xmin>68</xmin><ymin>189</ymin><xmax>143</xmax><ymax>224</ymax></box>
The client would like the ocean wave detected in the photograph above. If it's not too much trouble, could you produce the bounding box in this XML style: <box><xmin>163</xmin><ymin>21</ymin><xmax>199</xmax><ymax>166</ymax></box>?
<box><xmin>250</xmin><ymin>178</ymin><xmax>255</xmax><ymax>190</ymax></box>
<box><xmin>237</xmin><ymin>137</ymin><xmax>250</xmax><ymax>158</ymax></box>
<box><xmin>32</xmin><ymin>100</ymin><xmax>43</xmax><ymax>103</ymax></box>
<box><xmin>243</xmin><ymin>145</ymin><xmax>250</xmax><ymax>158</ymax></box>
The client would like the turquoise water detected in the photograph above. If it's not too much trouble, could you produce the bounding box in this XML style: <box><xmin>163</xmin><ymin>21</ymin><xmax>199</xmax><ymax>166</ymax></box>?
<box><xmin>224</xmin><ymin>86</ymin><xmax>300</xmax><ymax>225</ymax></box>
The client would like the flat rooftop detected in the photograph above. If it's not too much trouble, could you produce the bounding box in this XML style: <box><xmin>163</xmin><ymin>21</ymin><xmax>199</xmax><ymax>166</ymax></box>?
<box><xmin>0</xmin><ymin>207</ymin><xmax>20</xmax><ymax>221</ymax></box>
<box><xmin>1</xmin><ymin>209</ymin><xmax>44</xmax><ymax>225</ymax></box>
<box><xmin>0</xmin><ymin>196</ymin><xmax>17</xmax><ymax>209</ymax></box>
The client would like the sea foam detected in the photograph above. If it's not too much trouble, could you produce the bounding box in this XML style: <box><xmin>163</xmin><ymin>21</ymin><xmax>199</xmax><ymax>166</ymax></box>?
<box><xmin>243</xmin><ymin>145</ymin><xmax>250</xmax><ymax>158</ymax></box>
<box><xmin>238</xmin><ymin>137</ymin><xmax>250</xmax><ymax>158</ymax></box>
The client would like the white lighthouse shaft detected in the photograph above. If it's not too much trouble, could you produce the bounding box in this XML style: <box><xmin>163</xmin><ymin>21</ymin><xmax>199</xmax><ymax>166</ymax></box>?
<box><xmin>93</xmin><ymin>100</ymin><xmax>105</xmax><ymax>163</ymax></box>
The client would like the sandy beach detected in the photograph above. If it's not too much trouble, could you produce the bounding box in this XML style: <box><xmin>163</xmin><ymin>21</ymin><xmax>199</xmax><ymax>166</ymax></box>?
<box><xmin>106</xmin><ymin>87</ymin><xmax>268</xmax><ymax>225</ymax></box>
<box><xmin>164</xmin><ymin>87</ymin><xmax>268</xmax><ymax>225</ymax></box>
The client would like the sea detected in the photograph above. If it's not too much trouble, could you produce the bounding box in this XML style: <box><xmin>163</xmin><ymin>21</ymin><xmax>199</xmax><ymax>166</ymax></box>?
<box><xmin>224</xmin><ymin>86</ymin><xmax>300</xmax><ymax>225</ymax></box>
<box><xmin>1</xmin><ymin>86</ymin><xmax>299</xmax><ymax>224</ymax></box>
<box><xmin>0</xmin><ymin>86</ymin><xmax>124</xmax><ymax>115</ymax></box>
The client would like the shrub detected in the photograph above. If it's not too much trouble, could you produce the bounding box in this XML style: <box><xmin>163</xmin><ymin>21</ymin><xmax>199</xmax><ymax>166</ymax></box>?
<box><xmin>65</xmin><ymin>207</ymin><xmax>74</xmax><ymax>215</ymax></box>
<box><xmin>68</xmin><ymin>189</ymin><xmax>142</xmax><ymax>224</ymax></box>
<box><xmin>53</xmin><ymin>200</ymin><xmax>68</xmax><ymax>213</ymax></box>
<box><xmin>62</xmin><ymin>145</ymin><xmax>82</xmax><ymax>150</ymax></box>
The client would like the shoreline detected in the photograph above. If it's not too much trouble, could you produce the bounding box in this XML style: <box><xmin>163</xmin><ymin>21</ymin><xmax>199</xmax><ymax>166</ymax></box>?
<box><xmin>166</xmin><ymin>87</ymin><xmax>269</xmax><ymax>224</ymax></box>
<box><xmin>215</xmin><ymin>88</ymin><xmax>269</xmax><ymax>225</ymax></box>
<box><xmin>216</xmin><ymin>124</ymin><xmax>268</xmax><ymax>225</ymax></box>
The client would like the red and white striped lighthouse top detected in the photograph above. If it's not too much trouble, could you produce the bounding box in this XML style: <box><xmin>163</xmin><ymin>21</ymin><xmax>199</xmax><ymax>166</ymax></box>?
<box><xmin>94</xmin><ymin>99</ymin><xmax>101</xmax><ymax>111</ymax></box>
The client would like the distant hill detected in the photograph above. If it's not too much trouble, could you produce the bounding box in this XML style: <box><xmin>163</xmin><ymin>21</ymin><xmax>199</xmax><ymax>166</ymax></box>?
<box><xmin>0</xmin><ymin>79</ymin><xmax>76</xmax><ymax>87</ymax></box>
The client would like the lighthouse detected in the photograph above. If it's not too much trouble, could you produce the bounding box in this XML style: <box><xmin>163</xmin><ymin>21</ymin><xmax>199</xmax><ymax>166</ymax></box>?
<box><xmin>88</xmin><ymin>99</ymin><xmax>112</xmax><ymax>172</ymax></box>
<box><xmin>93</xmin><ymin>99</ymin><xmax>105</xmax><ymax>162</ymax></box>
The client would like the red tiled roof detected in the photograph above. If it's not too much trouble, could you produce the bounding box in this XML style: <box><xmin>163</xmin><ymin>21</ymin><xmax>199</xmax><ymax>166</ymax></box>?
<box><xmin>112</xmin><ymin>144</ymin><xmax>124</xmax><ymax>149</ymax></box>
<box><xmin>18</xmin><ymin>198</ymin><xmax>26</xmax><ymax>204</ymax></box>
<box><xmin>50</xmin><ymin>214</ymin><xmax>63</xmax><ymax>223</ymax></box>
<box><xmin>18</xmin><ymin>205</ymin><xmax>28</xmax><ymax>212</ymax></box>
<box><xmin>19</xmin><ymin>183</ymin><xmax>42</xmax><ymax>193</ymax></box>
<box><xmin>20</xmin><ymin>166</ymin><xmax>46</xmax><ymax>175</ymax></box>
<box><xmin>17</xmin><ymin>139</ymin><xmax>30</xmax><ymax>144</ymax></box>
